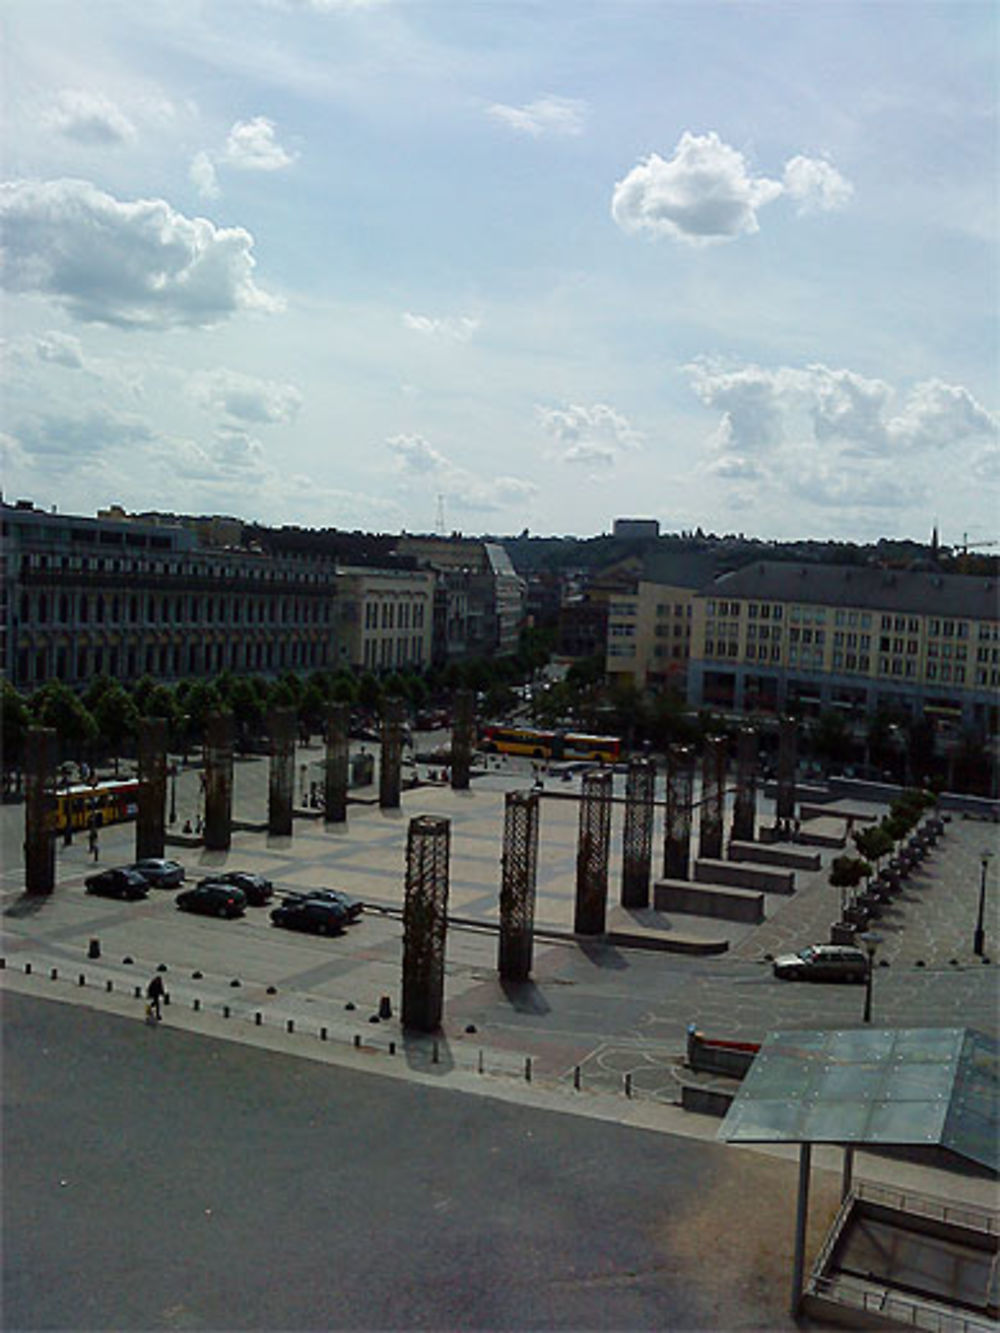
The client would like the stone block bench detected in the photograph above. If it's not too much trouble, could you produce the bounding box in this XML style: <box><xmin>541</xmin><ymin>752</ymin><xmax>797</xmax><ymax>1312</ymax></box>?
<box><xmin>728</xmin><ymin>841</ymin><xmax>821</xmax><ymax>872</ymax></box>
<box><xmin>654</xmin><ymin>878</ymin><xmax>765</xmax><ymax>924</ymax></box>
<box><xmin>694</xmin><ymin>858</ymin><xmax>795</xmax><ymax>895</ymax></box>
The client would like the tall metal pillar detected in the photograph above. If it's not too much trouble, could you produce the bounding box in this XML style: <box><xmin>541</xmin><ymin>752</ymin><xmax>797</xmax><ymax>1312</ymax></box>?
<box><xmin>663</xmin><ymin>744</ymin><xmax>694</xmax><ymax>880</ymax></box>
<box><xmin>268</xmin><ymin>706</ymin><xmax>295</xmax><ymax>836</ymax></box>
<box><xmin>451</xmin><ymin>689</ymin><xmax>475</xmax><ymax>791</ymax></box>
<box><xmin>498</xmin><ymin>790</ymin><xmax>540</xmax><ymax>981</ymax></box>
<box><xmin>621</xmin><ymin>757</ymin><xmax>655</xmax><ymax>908</ymax></box>
<box><xmin>136</xmin><ymin>717</ymin><xmax>167</xmax><ymax>859</ymax></box>
<box><xmin>25</xmin><ymin>727</ymin><xmax>56</xmax><ymax>896</ymax></box>
<box><xmin>203</xmin><ymin>711</ymin><xmax>233</xmax><ymax>852</ymax></box>
<box><xmin>790</xmin><ymin>1143</ymin><xmax>813</xmax><ymax>1317</ymax></box>
<box><xmin>324</xmin><ymin>702</ymin><xmax>349</xmax><ymax>824</ymax></box>
<box><xmin>776</xmin><ymin>716</ymin><xmax>797</xmax><ymax>824</ymax></box>
<box><xmin>731</xmin><ymin>726</ymin><xmax>758</xmax><ymax>844</ymax></box>
<box><xmin>574</xmin><ymin>768</ymin><xmax>613</xmax><ymax>935</ymax></box>
<box><xmin>401</xmin><ymin>815</ymin><xmax>451</xmax><ymax>1032</ymax></box>
<box><xmin>379</xmin><ymin>697</ymin><xmax>403</xmax><ymax>810</ymax></box>
<box><xmin>698</xmin><ymin>735</ymin><xmax>727</xmax><ymax>861</ymax></box>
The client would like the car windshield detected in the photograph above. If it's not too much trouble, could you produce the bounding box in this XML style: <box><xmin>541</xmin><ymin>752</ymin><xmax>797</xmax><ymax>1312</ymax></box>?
<box><xmin>798</xmin><ymin>947</ymin><xmax>818</xmax><ymax>962</ymax></box>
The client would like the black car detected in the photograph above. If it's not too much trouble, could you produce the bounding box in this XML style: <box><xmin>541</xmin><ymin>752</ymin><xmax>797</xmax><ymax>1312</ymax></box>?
<box><xmin>282</xmin><ymin>888</ymin><xmax>363</xmax><ymax>921</ymax></box>
<box><xmin>197</xmin><ymin>871</ymin><xmax>273</xmax><ymax>906</ymax></box>
<box><xmin>129</xmin><ymin>858</ymin><xmax>185</xmax><ymax>888</ymax></box>
<box><xmin>85</xmin><ymin>868</ymin><xmax>150</xmax><ymax>900</ymax></box>
<box><xmin>270</xmin><ymin>898</ymin><xmax>348</xmax><ymax>936</ymax></box>
<box><xmin>176</xmin><ymin>883</ymin><xmax>247</xmax><ymax>919</ymax></box>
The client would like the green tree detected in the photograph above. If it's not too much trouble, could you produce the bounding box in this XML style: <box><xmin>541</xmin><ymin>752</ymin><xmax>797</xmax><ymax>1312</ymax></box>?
<box><xmin>92</xmin><ymin>683</ymin><xmax>139</xmax><ymax>776</ymax></box>
<box><xmin>181</xmin><ymin>679</ymin><xmax>224</xmax><ymax>742</ymax></box>
<box><xmin>227</xmin><ymin>676</ymin><xmax>265</xmax><ymax>747</ymax></box>
<box><xmin>1</xmin><ymin>680</ymin><xmax>31</xmax><ymax>790</ymax></box>
<box><xmin>829</xmin><ymin>854</ymin><xmax>872</xmax><ymax>917</ymax></box>
<box><xmin>812</xmin><ymin>710</ymin><xmax>852</xmax><ymax>767</ymax></box>
<box><xmin>330</xmin><ymin>672</ymin><xmax>358</xmax><ymax>705</ymax></box>
<box><xmin>357</xmin><ymin>672</ymin><xmax>381</xmax><ymax>713</ymax></box>
<box><xmin>31</xmin><ymin>681</ymin><xmax>97</xmax><ymax>764</ymax></box>
<box><xmin>82</xmin><ymin>673</ymin><xmax>116</xmax><ymax>716</ymax></box>
<box><xmin>298</xmin><ymin>680</ymin><xmax>327</xmax><ymax>736</ymax></box>
<box><xmin>854</xmin><ymin>824</ymin><xmax>894</xmax><ymax>872</ymax></box>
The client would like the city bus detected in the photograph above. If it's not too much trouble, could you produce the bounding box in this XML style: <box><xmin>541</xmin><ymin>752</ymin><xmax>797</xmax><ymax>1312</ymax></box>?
<box><xmin>54</xmin><ymin>779</ymin><xmax>141</xmax><ymax>832</ymax></box>
<box><xmin>478</xmin><ymin>726</ymin><xmax>622</xmax><ymax>763</ymax></box>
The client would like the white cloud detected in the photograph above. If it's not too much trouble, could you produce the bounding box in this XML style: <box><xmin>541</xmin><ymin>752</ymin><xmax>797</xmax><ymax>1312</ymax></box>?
<box><xmin>612</xmin><ymin>132</ymin><xmax>853</xmax><ymax>244</ymax></box>
<box><xmin>44</xmin><ymin>90</ymin><xmax>137</xmax><ymax>146</ymax></box>
<box><xmin>190</xmin><ymin>368</ymin><xmax>302</xmax><ymax>424</ymax></box>
<box><xmin>487</xmin><ymin>95</ymin><xmax>587</xmax><ymax>138</ymax></box>
<box><xmin>224</xmin><ymin>117</ymin><xmax>297</xmax><ymax>170</ymax></box>
<box><xmin>0</xmin><ymin>179</ymin><xmax>281</xmax><ymax>328</ymax></box>
<box><xmin>190</xmin><ymin>151</ymin><xmax>221</xmax><ymax>200</ymax></box>
<box><xmin>402</xmin><ymin>312</ymin><xmax>480</xmax><ymax>342</ymax></box>
<box><xmin>782</xmin><ymin>155</ymin><xmax>854</xmax><ymax>214</ymax></box>
<box><xmin>536</xmin><ymin>402</ymin><xmax>643</xmax><ymax>467</ymax></box>
<box><xmin>888</xmin><ymin>379</ymin><xmax>999</xmax><ymax>451</ymax></box>
<box><xmin>34</xmin><ymin>331</ymin><xmax>86</xmax><ymax>369</ymax></box>
<box><xmin>14</xmin><ymin>407</ymin><xmax>154</xmax><ymax>459</ymax></box>
<box><xmin>386</xmin><ymin>433</ymin><xmax>536</xmax><ymax>512</ymax></box>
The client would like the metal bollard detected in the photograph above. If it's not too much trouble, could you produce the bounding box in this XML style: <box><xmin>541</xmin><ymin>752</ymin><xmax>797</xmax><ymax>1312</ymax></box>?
<box><xmin>193</xmin><ymin>998</ymin><xmax>200</xmax><ymax>1011</ymax></box>
<box><xmin>432</xmin><ymin>1040</ymin><xmax>440</xmax><ymax>1065</ymax></box>
<box><xmin>625</xmin><ymin>1073</ymin><xmax>632</xmax><ymax>1099</ymax></box>
<box><xmin>25</xmin><ymin>962</ymin><xmax>32</xmax><ymax>975</ymax></box>
<box><xmin>525</xmin><ymin>1056</ymin><xmax>532</xmax><ymax>1083</ymax></box>
<box><xmin>478</xmin><ymin>1050</ymin><xmax>484</xmax><ymax>1074</ymax></box>
<box><xmin>88</xmin><ymin>938</ymin><xmax>101</xmax><ymax>960</ymax></box>
<box><xmin>320</xmin><ymin>1025</ymin><xmax>327</xmax><ymax>1041</ymax></box>
<box><xmin>50</xmin><ymin>967</ymin><xmax>58</xmax><ymax>980</ymax></box>
<box><xmin>78</xmin><ymin>974</ymin><xmax>86</xmax><ymax>987</ymax></box>
<box><xmin>134</xmin><ymin>985</ymin><xmax>142</xmax><ymax>999</ymax></box>
<box><xmin>389</xmin><ymin>1040</ymin><xmax>396</xmax><ymax>1055</ymax></box>
<box><xmin>287</xmin><ymin>1019</ymin><xmax>294</xmax><ymax>1034</ymax></box>
<box><xmin>573</xmin><ymin>1065</ymin><xmax>581</xmax><ymax>1090</ymax></box>
<box><xmin>255</xmin><ymin>1012</ymin><xmax>262</xmax><ymax>1026</ymax></box>
<box><xmin>223</xmin><ymin>1005</ymin><xmax>230</xmax><ymax>1018</ymax></box>
<box><xmin>0</xmin><ymin>957</ymin><xmax>5</xmax><ymax>969</ymax></box>
<box><xmin>106</xmin><ymin>979</ymin><xmax>113</xmax><ymax>993</ymax></box>
<box><xmin>353</xmin><ymin>1034</ymin><xmax>361</xmax><ymax>1048</ymax></box>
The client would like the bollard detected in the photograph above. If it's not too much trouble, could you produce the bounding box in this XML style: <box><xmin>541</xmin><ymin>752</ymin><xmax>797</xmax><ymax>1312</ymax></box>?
<box><xmin>255</xmin><ymin>1012</ymin><xmax>262</xmax><ymax>1026</ymax></box>
<box><xmin>78</xmin><ymin>974</ymin><xmax>86</xmax><ymax>987</ymax></box>
<box><xmin>88</xmin><ymin>938</ymin><xmax>101</xmax><ymax>960</ymax></box>
<box><xmin>432</xmin><ymin>1040</ymin><xmax>440</xmax><ymax>1065</ymax></box>
<box><xmin>287</xmin><ymin>1019</ymin><xmax>294</xmax><ymax>1034</ymax></box>
<box><xmin>25</xmin><ymin>962</ymin><xmax>32</xmax><ymax>975</ymax></box>
<box><xmin>0</xmin><ymin>957</ymin><xmax>5</xmax><ymax>969</ymax></box>
<box><xmin>625</xmin><ymin>1073</ymin><xmax>632</xmax><ymax>1099</ymax></box>
<box><xmin>378</xmin><ymin>995</ymin><xmax>392</xmax><ymax>1020</ymax></box>
<box><xmin>478</xmin><ymin>1050</ymin><xmax>484</xmax><ymax>1075</ymax></box>
<box><xmin>353</xmin><ymin>1034</ymin><xmax>361</xmax><ymax>1048</ymax></box>
<box><xmin>389</xmin><ymin>1040</ymin><xmax>396</xmax><ymax>1055</ymax></box>
<box><xmin>106</xmin><ymin>979</ymin><xmax>113</xmax><ymax>993</ymax></box>
<box><xmin>223</xmin><ymin>1005</ymin><xmax>230</xmax><ymax>1018</ymax></box>
<box><xmin>134</xmin><ymin>985</ymin><xmax>142</xmax><ymax>999</ymax></box>
<box><xmin>50</xmin><ymin>967</ymin><xmax>58</xmax><ymax>980</ymax></box>
<box><xmin>320</xmin><ymin>1026</ymin><xmax>327</xmax><ymax>1041</ymax></box>
<box><xmin>164</xmin><ymin>992</ymin><xmax>170</xmax><ymax>1007</ymax></box>
<box><xmin>525</xmin><ymin>1056</ymin><xmax>532</xmax><ymax>1083</ymax></box>
<box><xmin>193</xmin><ymin>998</ymin><xmax>200</xmax><ymax>1011</ymax></box>
<box><xmin>573</xmin><ymin>1065</ymin><xmax>581</xmax><ymax>1090</ymax></box>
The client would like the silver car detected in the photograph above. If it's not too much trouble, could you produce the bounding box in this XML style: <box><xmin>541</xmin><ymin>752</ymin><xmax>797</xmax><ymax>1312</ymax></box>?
<box><xmin>773</xmin><ymin>945</ymin><xmax>868</xmax><ymax>983</ymax></box>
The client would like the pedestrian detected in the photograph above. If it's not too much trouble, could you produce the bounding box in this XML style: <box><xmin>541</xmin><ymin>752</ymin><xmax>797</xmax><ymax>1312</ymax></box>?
<box><xmin>88</xmin><ymin>825</ymin><xmax>99</xmax><ymax>861</ymax></box>
<box><xmin>146</xmin><ymin>974</ymin><xmax>164</xmax><ymax>1021</ymax></box>
<box><xmin>182</xmin><ymin>818</ymin><xmax>192</xmax><ymax>834</ymax></box>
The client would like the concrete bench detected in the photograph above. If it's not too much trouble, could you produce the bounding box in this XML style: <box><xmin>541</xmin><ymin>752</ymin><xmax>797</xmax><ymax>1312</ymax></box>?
<box><xmin>694</xmin><ymin>859</ymin><xmax>795</xmax><ymax>895</ymax></box>
<box><xmin>654</xmin><ymin>878</ymin><xmax>765</xmax><ymax>923</ymax></box>
<box><xmin>728</xmin><ymin>840</ymin><xmax>821</xmax><ymax>872</ymax></box>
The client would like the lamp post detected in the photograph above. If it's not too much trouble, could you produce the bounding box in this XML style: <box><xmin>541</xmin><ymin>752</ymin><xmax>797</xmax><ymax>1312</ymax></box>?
<box><xmin>860</xmin><ymin>930</ymin><xmax>882</xmax><ymax>1024</ymax></box>
<box><xmin>168</xmin><ymin>763</ymin><xmax>177</xmax><ymax>826</ymax></box>
<box><xmin>974</xmin><ymin>851</ymin><xmax>992</xmax><ymax>957</ymax></box>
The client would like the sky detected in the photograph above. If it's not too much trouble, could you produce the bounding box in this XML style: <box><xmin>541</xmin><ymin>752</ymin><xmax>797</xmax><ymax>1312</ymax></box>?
<box><xmin>2</xmin><ymin>0</ymin><xmax>997</xmax><ymax>545</ymax></box>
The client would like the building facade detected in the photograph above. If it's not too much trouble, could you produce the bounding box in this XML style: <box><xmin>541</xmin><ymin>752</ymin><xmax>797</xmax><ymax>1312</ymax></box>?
<box><xmin>333</xmin><ymin>566</ymin><xmax>435</xmax><ymax>674</ymax></box>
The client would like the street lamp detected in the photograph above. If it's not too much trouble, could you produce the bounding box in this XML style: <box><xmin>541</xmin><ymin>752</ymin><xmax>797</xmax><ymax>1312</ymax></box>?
<box><xmin>860</xmin><ymin>930</ymin><xmax>883</xmax><ymax>1024</ymax></box>
<box><xmin>974</xmin><ymin>851</ymin><xmax>992</xmax><ymax>957</ymax></box>
<box><xmin>168</xmin><ymin>763</ymin><xmax>178</xmax><ymax>826</ymax></box>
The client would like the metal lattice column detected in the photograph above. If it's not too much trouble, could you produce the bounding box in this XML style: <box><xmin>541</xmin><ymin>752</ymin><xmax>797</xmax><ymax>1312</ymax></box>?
<box><xmin>574</xmin><ymin>768</ymin><xmax>613</xmax><ymax>935</ymax></box>
<box><xmin>268</xmin><ymin>707</ymin><xmax>296</xmax><ymax>836</ymax></box>
<box><xmin>401</xmin><ymin>815</ymin><xmax>451</xmax><ymax>1032</ymax></box>
<box><xmin>663</xmin><ymin>744</ymin><xmax>694</xmax><ymax>880</ymax></box>
<box><xmin>731</xmin><ymin>727</ymin><xmax>758</xmax><ymax>843</ymax></box>
<box><xmin>136</xmin><ymin>717</ymin><xmax>167</xmax><ymax>859</ymax></box>
<box><xmin>698</xmin><ymin>736</ymin><xmax>727</xmax><ymax>861</ymax></box>
<box><xmin>621</xmin><ymin>757</ymin><xmax>656</xmax><ymax>908</ymax></box>
<box><xmin>203</xmin><ymin>711</ymin><xmax>234</xmax><ymax>851</ymax></box>
<box><xmin>498</xmin><ymin>790</ymin><xmax>540</xmax><ymax>981</ymax></box>
<box><xmin>25</xmin><ymin>727</ymin><xmax>56</xmax><ymax>896</ymax></box>
<box><xmin>324</xmin><ymin>702</ymin><xmax>349</xmax><ymax>824</ymax></box>
<box><xmin>450</xmin><ymin>689</ymin><xmax>475</xmax><ymax>791</ymax></box>
<box><xmin>776</xmin><ymin>716</ymin><xmax>797</xmax><ymax>823</ymax></box>
<box><xmin>379</xmin><ymin>697</ymin><xmax>403</xmax><ymax>810</ymax></box>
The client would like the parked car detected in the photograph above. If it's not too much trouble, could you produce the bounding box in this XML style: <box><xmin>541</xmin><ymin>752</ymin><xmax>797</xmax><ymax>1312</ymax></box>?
<box><xmin>772</xmin><ymin>945</ymin><xmax>868</xmax><ymax>983</ymax></box>
<box><xmin>197</xmin><ymin>871</ymin><xmax>273</xmax><ymax>906</ymax></box>
<box><xmin>176</xmin><ymin>883</ymin><xmax>247</xmax><ymax>919</ymax></box>
<box><xmin>270</xmin><ymin>898</ymin><xmax>348</xmax><ymax>936</ymax></box>
<box><xmin>129</xmin><ymin>858</ymin><xmax>185</xmax><ymax>888</ymax></box>
<box><xmin>282</xmin><ymin>888</ymin><xmax>363</xmax><ymax>921</ymax></box>
<box><xmin>85</xmin><ymin>868</ymin><xmax>150</xmax><ymax>901</ymax></box>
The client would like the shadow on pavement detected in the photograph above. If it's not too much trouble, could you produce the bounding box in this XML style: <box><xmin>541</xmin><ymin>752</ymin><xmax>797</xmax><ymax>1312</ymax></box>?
<box><xmin>5</xmin><ymin>893</ymin><xmax>50</xmax><ymax>918</ymax></box>
<box><xmin>578</xmin><ymin>938</ymin><xmax>629</xmax><ymax>971</ymax></box>
<box><xmin>500</xmin><ymin>979</ymin><xmax>551</xmax><ymax>1015</ymax></box>
<box><xmin>402</xmin><ymin>1030</ymin><xmax>455</xmax><ymax>1075</ymax></box>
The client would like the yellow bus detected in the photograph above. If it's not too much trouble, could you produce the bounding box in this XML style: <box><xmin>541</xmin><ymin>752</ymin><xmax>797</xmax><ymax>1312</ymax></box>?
<box><xmin>54</xmin><ymin>779</ymin><xmax>141</xmax><ymax>832</ymax></box>
<box><xmin>479</xmin><ymin>726</ymin><xmax>622</xmax><ymax>763</ymax></box>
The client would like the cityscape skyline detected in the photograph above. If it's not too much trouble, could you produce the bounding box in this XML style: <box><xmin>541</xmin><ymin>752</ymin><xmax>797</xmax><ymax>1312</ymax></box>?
<box><xmin>3</xmin><ymin>1</ymin><xmax>997</xmax><ymax>545</ymax></box>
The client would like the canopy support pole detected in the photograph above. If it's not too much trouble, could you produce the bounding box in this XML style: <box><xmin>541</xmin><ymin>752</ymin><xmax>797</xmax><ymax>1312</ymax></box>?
<box><xmin>790</xmin><ymin>1142</ymin><xmax>812</xmax><ymax>1317</ymax></box>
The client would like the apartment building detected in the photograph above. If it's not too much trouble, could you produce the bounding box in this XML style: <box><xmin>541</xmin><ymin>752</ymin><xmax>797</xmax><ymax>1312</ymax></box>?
<box><xmin>333</xmin><ymin>566</ymin><xmax>435</xmax><ymax>673</ymax></box>
<box><xmin>688</xmin><ymin>562</ymin><xmax>1000</xmax><ymax>732</ymax></box>
<box><xmin>394</xmin><ymin>535</ymin><xmax>524</xmax><ymax>660</ymax></box>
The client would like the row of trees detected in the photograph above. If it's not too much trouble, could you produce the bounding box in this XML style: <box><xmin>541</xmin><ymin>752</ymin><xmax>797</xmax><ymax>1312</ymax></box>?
<box><xmin>829</xmin><ymin>787</ymin><xmax>939</xmax><ymax>915</ymax></box>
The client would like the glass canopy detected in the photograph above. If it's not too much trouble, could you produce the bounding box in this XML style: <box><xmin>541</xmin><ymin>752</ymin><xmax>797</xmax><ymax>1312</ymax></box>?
<box><xmin>718</xmin><ymin>1027</ymin><xmax>998</xmax><ymax>1173</ymax></box>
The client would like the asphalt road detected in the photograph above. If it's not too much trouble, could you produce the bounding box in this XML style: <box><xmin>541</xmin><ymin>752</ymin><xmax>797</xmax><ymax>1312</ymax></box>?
<box><xmin>2</xmin><ymin>991</ymin><xmax>837</xmax><ymax>1332</ymax></box>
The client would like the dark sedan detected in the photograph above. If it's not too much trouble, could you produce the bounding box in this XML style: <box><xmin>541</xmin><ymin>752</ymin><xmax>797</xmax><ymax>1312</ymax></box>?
<box><xmin>129</xmin><ymin>858</ymin><xmax>185</xmax><ymax>888</ymax></box>
<box><xmin>85</xmin><ymin>868</ymin><xmax>150</xmax><ymax>901</ymax></box>
<box><xmin>197</xmin><ymin>871</ymin><xmax>273</xmax><ymax>906</ymax></box>
<box><xmin>176</xmin><ymin>883</ymin><xmax>247</xmax><ymax>919</ymax></box>
<box><xmin>282</xmin><ymin>888</ymin><xmax>363</xmax><ymax>921</ymax></box>
<box><xmin>270</xmin><ymin>898</ymin><xmax>348</xmax><ymax>936</ymax></box>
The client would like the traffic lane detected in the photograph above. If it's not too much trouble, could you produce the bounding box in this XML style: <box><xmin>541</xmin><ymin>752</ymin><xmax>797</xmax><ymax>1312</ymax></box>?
<box><xmin>2</xmin><ymin>991</ymin><xmax>813</xmax><ymax>1332</ymax></box>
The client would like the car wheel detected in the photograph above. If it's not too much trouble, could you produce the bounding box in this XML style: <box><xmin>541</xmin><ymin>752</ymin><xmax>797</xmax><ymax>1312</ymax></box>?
<box><xmin>217</xmin><ymin>904</ymin><xmax>227</xmax><ymax>918</ymax></box>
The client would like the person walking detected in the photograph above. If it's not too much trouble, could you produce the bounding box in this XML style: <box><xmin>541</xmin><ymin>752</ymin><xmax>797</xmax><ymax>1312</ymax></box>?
<box><xmin>146</xmin><ymin>974</ymin><xmax>165</xmax><ymax>1021</ymax></box>
<box><xmin>88</xmin><ymin>825</ymin><xmax>99</xmax><ymax>861</ymax></box>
